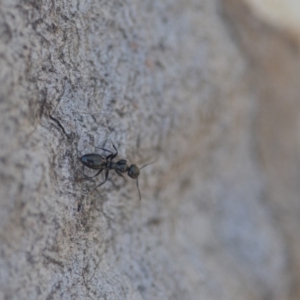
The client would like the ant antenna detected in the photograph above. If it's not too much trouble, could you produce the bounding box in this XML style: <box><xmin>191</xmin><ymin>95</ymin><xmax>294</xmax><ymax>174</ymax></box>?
<box><xmin>136</xmin><ymin>178</ymin><xmax>141</xmax><ymax>201</ymax></box>
<box><xmin>140</xmin><ymin>160</ymin><xmax>157</xmax><ymax>170</ymax></box>
<box><xmin>137</xmin><ymin>160</ymin><xmax>156</xmax><ymax>200</ymax></box>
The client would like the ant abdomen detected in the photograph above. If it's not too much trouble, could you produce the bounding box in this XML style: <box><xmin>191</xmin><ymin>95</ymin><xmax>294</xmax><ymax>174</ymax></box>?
<box><xmin>80</xmin><ymin>154</ymin><xmax>105</xmax><ymax>169</ymax></box>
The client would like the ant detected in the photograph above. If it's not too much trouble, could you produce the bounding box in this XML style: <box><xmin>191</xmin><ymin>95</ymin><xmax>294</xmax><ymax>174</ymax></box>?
<box><xmin>79</xmin><ymin>143</ymin><xmax>152</xmax><ymax>200</ymax></box>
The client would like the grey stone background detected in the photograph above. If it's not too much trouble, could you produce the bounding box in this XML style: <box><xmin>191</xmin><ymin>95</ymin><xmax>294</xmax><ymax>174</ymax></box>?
<box><xmin>0</xmin><ymin>0</ymin><xmax>299</xmax><ymax>299</ymax></box>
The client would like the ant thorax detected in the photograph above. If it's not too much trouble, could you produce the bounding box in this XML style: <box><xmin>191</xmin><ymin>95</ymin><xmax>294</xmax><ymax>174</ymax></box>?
<box><xmin>106</xmin><ymin>161</ymin><xmax>117</xmax><ymax>169</ymax></box>
<box><xmin>116</xmin><ymin>162</ymin><xmax>129</xmax><ymax>173</ymax></box>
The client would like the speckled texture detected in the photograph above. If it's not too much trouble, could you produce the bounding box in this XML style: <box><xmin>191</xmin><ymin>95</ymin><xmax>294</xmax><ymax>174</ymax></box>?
<box><xmin>0</xmin><ymin>0</ymin><xmax>298</xmax><ymax>299</ymax></box>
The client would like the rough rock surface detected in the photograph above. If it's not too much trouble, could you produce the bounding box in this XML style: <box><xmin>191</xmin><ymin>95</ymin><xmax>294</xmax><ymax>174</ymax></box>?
<box><xmin>0</xmin><ymin>0</ymin><xmax>299</xmax><ymax>299</ymax></box>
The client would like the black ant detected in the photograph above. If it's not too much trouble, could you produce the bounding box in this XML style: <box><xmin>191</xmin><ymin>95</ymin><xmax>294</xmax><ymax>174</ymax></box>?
<box><xmin>79</xmin><ymin>143</ymin><xmax>152</xmax><ymax>200</ymax></box>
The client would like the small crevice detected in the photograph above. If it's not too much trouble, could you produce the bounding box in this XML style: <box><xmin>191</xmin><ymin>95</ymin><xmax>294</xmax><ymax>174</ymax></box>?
<box><xmin>49</xmin><ymin>114</ymin><xmax>72</xmax><ymax>140</ymax></box>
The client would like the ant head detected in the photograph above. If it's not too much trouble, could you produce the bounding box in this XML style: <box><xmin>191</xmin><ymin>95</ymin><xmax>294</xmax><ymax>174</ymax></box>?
<box><xmin>128</xmin><ymin>164</ymin><xmax>140</xmax><ymax>179</ymax></box>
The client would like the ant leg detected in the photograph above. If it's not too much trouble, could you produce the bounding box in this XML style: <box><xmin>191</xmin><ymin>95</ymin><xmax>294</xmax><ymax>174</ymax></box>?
<box><xmin>82</xmin><ymin>168</ymin><xmax>103</xmax><ymax>179</ymax></box>
<box><xmin>77</xmin><ymin>168</ymin><xmax>103</xmax><ymax>182</ymax></box>
<box><xmin>106</xmin><ymin>153</ymin><xmax>113</xmax><ymax>160</ymax></box>
<box><xmin>93</xmin><ymin>169</ymin><xmax>109</xmax><ymax>190</ymax></box>
<box><xmin>110</xmin><ymin>143</ymin><xmax>118</xmax><ymax>160</ymax></box>
<box><xmin>116</xmin><ymin>170</ymin><xmax>125</xmax><ymax>178</ymax></box>
<box><xmin>112</xmin><ymin>143</ymin><xmax>118</xmax><ymax>152</ymax></box>
<box><xmin>95</xmin><ymin>146</ymin><xmax>117</xmax><ymax>160</ymax></box>
<box><xmin>136</xmin><ymin>178</ymin><xmax>141</xmax><ymax>201</ymax></box>
<box><xmin>95</xmin><ymin>147</ymin><xmax>113</xmax><ymax>154</ymax></box>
